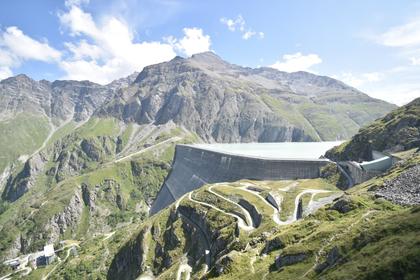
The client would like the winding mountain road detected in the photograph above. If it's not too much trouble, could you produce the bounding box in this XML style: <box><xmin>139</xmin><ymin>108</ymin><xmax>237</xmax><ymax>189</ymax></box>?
<box><xmin>188</xmin><ymin>192</ymin><xmax>254</xmax><ymax>231</ymax></box>
<box><xmin>208</xmin><ymin>185</ymin><xmax>254</xmax><ymax>228</ymax></box>
<box><xmin>238</xmin><ymin>182</ymin><xmax>334</xmax><ymax>225</ymax></box>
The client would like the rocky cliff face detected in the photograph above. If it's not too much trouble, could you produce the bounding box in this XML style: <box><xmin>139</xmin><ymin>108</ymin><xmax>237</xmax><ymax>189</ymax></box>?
<box><xmin>0</xmin><ymin>74</ymin><xmax>114</xmax><ymax>123</ymax></box>
<box><xmin>2</xmin><ymin>152</ymin><xmax>46</xmax><ymax>201</ymax></box>
<box><xmin>44</xmin><ymin>189</ymin><xmax>85</xmax><ymax>243</ymax></box>
<box><xmin>98</xmin><ymin>52</ymin><xmax>395</xmax><ymax>142</ymax></box>
<box><xmin>108</xmin><ymin>201</ymin><xmax>241</xmax><ymax>279</ymax></box>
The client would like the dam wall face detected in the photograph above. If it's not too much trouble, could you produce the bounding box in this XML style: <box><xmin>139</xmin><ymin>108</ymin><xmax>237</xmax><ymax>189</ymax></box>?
<box><xmin>150</xmin><ymin>145</ymin><xmax>330</xmax><ymax>215</ymax></box>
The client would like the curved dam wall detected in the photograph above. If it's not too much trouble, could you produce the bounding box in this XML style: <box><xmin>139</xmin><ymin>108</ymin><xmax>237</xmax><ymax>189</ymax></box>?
<box><xmin>150</xmin><ymin>144</ymin><xmax>331</xmax><ymax>215</ymax></box>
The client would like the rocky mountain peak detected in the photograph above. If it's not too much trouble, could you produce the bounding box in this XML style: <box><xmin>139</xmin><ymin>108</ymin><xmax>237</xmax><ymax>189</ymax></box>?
<box><xmin>190</xmin><ymin>51</ymin><xmax>225</xmax><ymax>63</ymax></box>
<box><xmin>0</xmin><ymin>73</ymin><xmax>36</xmax><ymax>87</ymax></box>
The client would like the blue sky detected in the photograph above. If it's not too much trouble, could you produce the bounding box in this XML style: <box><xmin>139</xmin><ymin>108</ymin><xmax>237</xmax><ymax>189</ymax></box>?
<box><xmin>1</xmin><ymin>0</ymin><xmax>420</xmax><ymax>105</ymax></box>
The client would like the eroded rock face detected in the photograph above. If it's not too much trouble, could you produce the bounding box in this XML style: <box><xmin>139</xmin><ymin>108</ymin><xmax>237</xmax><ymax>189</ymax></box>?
<box><xmin>275</xmin><ymin>253</ymin><xmax>307</xmax><ymax>269</ymax></box>
<box><xmin>315</xmin><ymin>246</ymin><xmax>342</xmax><ymax>273</ymax></box>
<box><xmin>0</xmin><ymin>75</ymin><xmax>114</xmax><ymax>123</ymax></box>
<box><xmin>80</xmin><ymin>136</ymin><xmax>116</xmax><ymax>162</ymax></box>
<box><xmin>215</xmin><ymin>254</ymin><xmax>234</xmax><ymax>276</ymax></box>
<box><xmin>44</xmin><ymin>189</ymin><xmax>85</xmax><ymax>243</ymax></box>
<box><xmin>374</xmin><ymin>165</ymin><xmax>420</xmax><ymax>205</ymax></box>
<box><xmin>329</xmin><ymin>195</ymin><xmax>356</xmax><ymax>213</ymax></box>
<box><xmin>262</xmin><ymin>236</ymin><xmax>285</xmax><ymax>255</ymax></box>
<box><xmin>108</xmin><ymin>203</ymin><xmax>241</xmax><ymax>279</ymax></box>
<box><xmin>2</xmin><ymin>153</ymin><xmax>47</xmax><ymax>202</ymax></box>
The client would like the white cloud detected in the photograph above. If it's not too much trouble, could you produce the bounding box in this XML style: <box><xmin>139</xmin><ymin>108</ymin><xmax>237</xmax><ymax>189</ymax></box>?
<box><xmin>363</xmin><ymin>72</ymin><xmax>383</xmax><ymax>82</ymax></box>
<box><xmin>410</xmin><ymin>56</ymin><xmax>420</xmax><ymax>65</ymax></box>
<box><xmin>64</xmin><ymin>40</ymin><xmax>103</xmax><ymax>60</ymax></box>
<box><xmin>0</xmin><ymin>49</ymin><xmax>16</xmax><ymax>67</ymax></box>
<box><xmin>1</xmin><ymin>26</ymin><xmax>61</xmax><ymax>62</ymax></box>
<box><xmin>220</xmin><ymin>15</ymin><xmax>245</xmax><ymax>32</ymax></box>
<box><xmin>367</xmin><ymin>84</ymin><xmax>420</xmax><ymax>106</ymax></box>
<box><xmin>0</xmin><ymin>26</ymin><xmax>62</xmax><ymax>80</ymax></box>
<box><xmin>242</xmin><ymin>30</ymin><xmax>256</xmax><ymax>40</ymax></box>
<box><xmin>333</xmin><ymin>72</ymin><xmax>384</xmax><ymax>88</ymax></box>
<box><xmin>64</xmin><ymin>0</ymin><xmax>89</xmax><ymax>8</ymax></box>
<box><xmin>58</xmin><ymin>5</ymin><xmax>177</xmax><ymax>84</ymax></box>
<box><xmin>166</xmin><ymin>27</ymin><xmax>211</xmax><ymax>57</ymax></box>
<box><xmin>0</xmin><ymin>1</ymin><xmax>211</xmax><ymax>84</ymax></box>
<box><xmin>220</xmin><ymin>15</ymin><xmax>263</xmax><ymax>40</ymax></box>
<box><xmin>0</xmin><ymin>67</ymin><xmax>13</xmax><ymax>80</ymax></box>
<box><xmin>333</xmin><ymin>72</ymin><xmax>364</xmax><ymax>87</ymax></box>
<box><xmin>270</xmin><ymin>52</ymin><xmax>322</xmax><ymax>72</ymax></box>
<box><xmin>380</xmin><ymin>18</ymin><xmax>420</xmax><ymax>47</ymax></box>
<box><xmin>332</xmin><ymin>70</ymin><xmax>420</xmax><ymax>105</ymax></box>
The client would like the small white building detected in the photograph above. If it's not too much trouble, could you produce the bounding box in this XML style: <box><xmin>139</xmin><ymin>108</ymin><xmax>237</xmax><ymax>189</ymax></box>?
<box><xmin>43</xmin><ymin>244</ymin><xmax>56</xmax><ymax>265</ymax></box>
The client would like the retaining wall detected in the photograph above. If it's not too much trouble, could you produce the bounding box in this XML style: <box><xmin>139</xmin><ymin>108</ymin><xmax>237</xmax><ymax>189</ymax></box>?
<box><xmin>338</xmin><ymin>161</ymin><xmax>382</xmax><ymax>185</ymax></box>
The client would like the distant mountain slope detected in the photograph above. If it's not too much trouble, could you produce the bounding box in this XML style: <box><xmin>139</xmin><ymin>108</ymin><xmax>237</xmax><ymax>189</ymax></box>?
<box><xmin>326</xmin><ymin>97</ymin><xmax>420</xmax><ymax>161</ymax></box>
<box><xmin>98</xmin><ymin>52</ymin><xmax>395</xmax><ymax>143</ymax></box>
<box><xmin>0</xmin><ymin>52</ymin><xmax>395</xmax><ymax>176</ymax></box>
<box><xmin>0</xmin><ymin>75</ymin><xmax>117</xmax><ymax>175</ymax></box>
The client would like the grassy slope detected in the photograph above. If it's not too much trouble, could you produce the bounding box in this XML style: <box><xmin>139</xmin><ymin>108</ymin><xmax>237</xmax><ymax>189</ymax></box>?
<box><xmin>0</xmin><ymin>113</ymin><xmax>50</xmax><ymax>173</ymax></box>
<box><xmin>326</xmin><ymin>97</ymin><xmax>420</xmax><ymax>161</ymax></box>
<box><xmin>0</xmin><ymin>114</ymin><xmax>204</xmax><ymax>280</ymax></box>
<box><xmin>260</xmin><ymin>92</ymin><xmax>395</xmax><ymax>141</ymax></box>
<box><xmin>0</xmin><ymin>116</ymin><xmax>193</xmax><ymax>262</ymax></box>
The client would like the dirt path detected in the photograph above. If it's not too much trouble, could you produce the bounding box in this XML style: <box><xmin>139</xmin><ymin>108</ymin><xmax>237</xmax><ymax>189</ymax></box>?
<box><xmin>102</xmin><ymin>231</ymin><xmax>115</xmax><ymax>241</ymax></box>
<box><xmin>41</xmin><ymin>249</ymin><xmax>69</xmax><ymax>280</ymax></box>
<box><xmin>291</xmin><ymin>189</ymin><xmax>331</xmax><ymax>220</ymax></box>
<box><xmin>208</xmin><ymin>185</ymin><xmax>254</xmax><ymax>228</ymax></box>
<box><xmin>238</xmin><ymin>182</ymin><xmax>333</xmax><ymax>226</ymax></box>
<box><xmin>237</xmin><ymin>184</ymin><xmax>287</xmax><ymax>226</ymax></box>
<box><xmin>188</xmin><ymin>193</ymin><xmax>254</xmax><ymax>231</ymax></box>
<box><xmin>54</xmin><ymin>136</ymin><xmax>180</xmax><ymax>190</ymax></box>
<box><xmin>115</xmin><ymin>136</ymin><xmax>181</xmax><ymax>163</ymax></box>
<box><xmin>29</xmin><ymin>117</ymin><xmax>74</xmax><ymax>159</ymax></box>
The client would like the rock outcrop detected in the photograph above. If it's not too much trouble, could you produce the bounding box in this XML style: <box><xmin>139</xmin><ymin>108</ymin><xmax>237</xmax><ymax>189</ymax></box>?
<box><xmin>0</xmin><ymin>75</ymin><xmax>114</xmax><ymax>123</ymax></box>
<box><xmin>274</xmin><ymin>253</ymin><xmax>307</xmax><ymax>270</ymax></box>
<box><xmin>2</xmin><ymin>153</ymin><xmax>46</xmax><ymax>202</ymax></box>
<box><xmin>329</xmin><ymin>195</ymin><xmax>357</xmax><ymax>213</ymax></box>
<box><xmin>374</xmin><ymin>165</ymin><xmax>420</xmax><ymax>205</ymax></box>
<box><xmin>44</xmin><ymin>189</ymin><xmax>85</xmax><ymax>242</ymax></box>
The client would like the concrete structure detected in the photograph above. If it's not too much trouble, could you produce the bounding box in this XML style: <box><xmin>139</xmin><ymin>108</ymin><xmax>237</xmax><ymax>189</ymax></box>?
<box><xmin>360</xmin><ymin>156</ymin><xmax>393</xmax><ymax>172</ymax></box>
<box><xmin>150</xmin><ymin>142</ymin><xmax>340</xmax><ymax>215</ymax></box>
<box><xmin>43</xmin><ymin>244</ymin><xmax>55</xmax><ymax>265</ymax></box>
<box><xmin>267</xmin><ymin>191</ymin><xmax>282</xmax><ymax>211</ymax></box>
<box><xmin>339</xmin><ymin>150</ymin><xmax>396</xmax><ymax>186</ymax></box>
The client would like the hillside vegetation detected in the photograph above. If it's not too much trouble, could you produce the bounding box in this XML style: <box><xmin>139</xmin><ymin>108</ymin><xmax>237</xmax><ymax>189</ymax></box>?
<box><xmin>103</xmin><ymin>151</ymin><xmax>420</xmax><ymax>280</ymax></box>
<box><xmin>326</xmin><ymin>97</ymin><xmax>420</xmax><ymax>162</ymax></box>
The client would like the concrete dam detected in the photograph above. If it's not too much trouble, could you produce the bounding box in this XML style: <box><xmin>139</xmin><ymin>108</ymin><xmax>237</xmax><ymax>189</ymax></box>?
<box><xmin>150</xmin><ymin>142</ymin><xmax>342</xmax><ymax>215</ymax></box>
